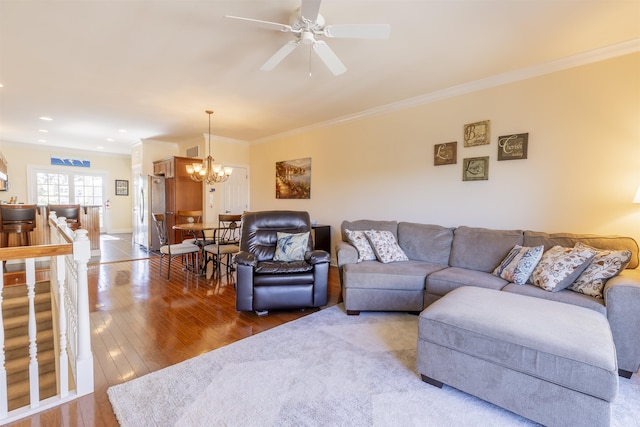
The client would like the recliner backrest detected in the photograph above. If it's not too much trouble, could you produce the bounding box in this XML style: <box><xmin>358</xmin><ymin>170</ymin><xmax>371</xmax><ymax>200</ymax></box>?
<box><xmin>240</xmin><ymin>210</ymin><xmax>312</xmax><ymax>262</ymax></box>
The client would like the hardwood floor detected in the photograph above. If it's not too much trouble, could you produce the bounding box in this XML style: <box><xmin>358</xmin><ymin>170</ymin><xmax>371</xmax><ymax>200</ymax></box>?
<box><xmin>6</xmin><ymin>236</ymin><xmax>341</xmax><ymax>426</ymax></box>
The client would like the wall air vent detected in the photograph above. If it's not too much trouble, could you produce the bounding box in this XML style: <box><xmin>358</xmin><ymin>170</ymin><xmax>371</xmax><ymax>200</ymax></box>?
<box><xmin>186</xmin><ymin>146</ymin><xmax>199</xmax><ymax>158</ymax></box>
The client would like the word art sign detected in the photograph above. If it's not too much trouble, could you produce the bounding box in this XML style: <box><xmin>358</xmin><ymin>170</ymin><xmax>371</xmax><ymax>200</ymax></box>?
<box><xmin>497</xmin><ymin>133</ymin><xmax>528</xmax><ymax>161</ymax></box>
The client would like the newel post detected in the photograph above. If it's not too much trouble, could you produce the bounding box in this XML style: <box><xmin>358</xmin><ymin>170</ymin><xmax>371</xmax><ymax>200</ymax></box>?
<box><xmin>72</xmin><ymin>229</ymin><xmax>94</xmax><ymax>395</ymax></box>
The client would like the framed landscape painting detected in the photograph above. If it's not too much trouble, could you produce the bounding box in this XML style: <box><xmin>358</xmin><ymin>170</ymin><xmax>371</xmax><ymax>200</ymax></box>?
<box><xmin>276</xmin><ymin>157</ymin><xmax>311</xmax><ymax>199</ymax></box>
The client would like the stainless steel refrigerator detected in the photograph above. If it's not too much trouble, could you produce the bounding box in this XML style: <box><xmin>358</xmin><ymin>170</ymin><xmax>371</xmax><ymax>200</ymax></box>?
<box><xmin>133</xmin><ymin>174</ymin><xmax>165</xmax><ymax>251</ymax></box>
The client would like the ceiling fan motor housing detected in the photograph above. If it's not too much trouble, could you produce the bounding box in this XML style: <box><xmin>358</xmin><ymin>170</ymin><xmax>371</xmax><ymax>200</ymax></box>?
<box><xmin>290</xmin><ymin>9</ymin><xmax>325</xmax><ymax>34</ymax></box>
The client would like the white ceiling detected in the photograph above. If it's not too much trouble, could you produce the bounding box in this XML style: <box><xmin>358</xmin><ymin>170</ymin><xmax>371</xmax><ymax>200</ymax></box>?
<box><xmin>1</xmin><ymin>1</ymin><xmax>639</xmax><ymax>155</ymax></box>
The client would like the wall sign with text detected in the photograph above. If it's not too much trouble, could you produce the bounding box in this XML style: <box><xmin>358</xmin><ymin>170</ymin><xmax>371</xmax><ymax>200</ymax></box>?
<box><xmin>497</xmin><ymin>133</ymin><xmax>528</xmax><ymax>161</ymax></box>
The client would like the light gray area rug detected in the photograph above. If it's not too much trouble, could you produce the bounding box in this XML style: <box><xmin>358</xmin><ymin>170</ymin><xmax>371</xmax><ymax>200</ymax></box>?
<box><xmin>108</xmin><ymin>305</ymin><xmax>640</xmax><ymax>426</ymax></box>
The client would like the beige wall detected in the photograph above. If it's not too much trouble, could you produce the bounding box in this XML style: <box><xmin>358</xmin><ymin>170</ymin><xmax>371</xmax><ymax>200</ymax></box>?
<box><xmin>249</xmin><ymin>53</ymin><xmax>640</xmax><ymax>256</ymax></box>
<box><xmin>0</xmin><ymin>143</ymin><xmax>132</xmax><ymax>233</ymax></box>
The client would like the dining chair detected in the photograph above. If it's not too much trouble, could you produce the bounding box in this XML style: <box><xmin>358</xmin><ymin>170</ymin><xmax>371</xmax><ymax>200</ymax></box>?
<box><xmin>203</xmin><ymin>214</ymin><xmax>242</xmax><ymax>278</ymax></box>
<box><xmin>152</xmin><ymin>213</ymin><xmax>200</xmax><ymax>279</ymax></box>
<box><xmin>176</xmin><ymin>210</ymin><xmax>203</xmax><ymax>242</ymax></box>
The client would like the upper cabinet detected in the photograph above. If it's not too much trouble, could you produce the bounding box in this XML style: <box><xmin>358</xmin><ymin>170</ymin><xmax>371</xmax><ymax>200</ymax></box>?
<box><xmin>152</xmin><ymin>157</ymin><xmax>175</xmax><ymax>178</ymax></box>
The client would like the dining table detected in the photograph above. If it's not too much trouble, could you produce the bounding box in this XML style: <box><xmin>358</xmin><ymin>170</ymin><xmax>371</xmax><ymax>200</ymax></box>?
<box><xmin>172</xmin><ymin>222</ymin><xmax>220</xmax><ymax>277</ymax></box>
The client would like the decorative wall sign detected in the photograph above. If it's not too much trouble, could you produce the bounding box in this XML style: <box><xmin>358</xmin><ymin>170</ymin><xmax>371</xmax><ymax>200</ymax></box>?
<box><xmin>462</xmin><ymin>156</ymin><xmax>489</xmax><ymax>181</ymax></box>
<box><xmin>434</xmin><ymin>142</ymin><xmax>457</xmax><ymax>166</ymax></box>
<box><xmin>497</xmin><ymin>133</ymin><xmax>528</xmax><ymax>161</ymax></box>
<box><xmin>276</xmin><ymin>157</ymin><xmax>311</xmax><ymax>199</ymax></box>
<box><xmin>463</xmin><ymin>120</ymin><xmax>490</xmax><ymax>147</ymax></box>
<box><xmin>115</xmin><ymin>179</ymin><xmax>129</xmax><ymax>196</ymax></box>
<box><xmin>51</xmin><ymin>156</ymin><xmax>91</xmax><ymax>167</ymax></box>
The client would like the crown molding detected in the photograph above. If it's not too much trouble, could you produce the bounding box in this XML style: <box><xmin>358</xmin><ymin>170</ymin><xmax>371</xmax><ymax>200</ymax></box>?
<box><xmin>252</xmin><ymin>38</ymin><xmax>640</xmax><ymax>145</ymax></box>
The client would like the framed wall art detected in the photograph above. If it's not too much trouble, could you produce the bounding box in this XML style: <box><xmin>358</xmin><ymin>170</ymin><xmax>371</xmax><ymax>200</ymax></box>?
<box><xmin>463</xmin><ymin>120</ymin><xmax>490</xmax><ymax>147</ymax></box>
<box><xmin>462</xmin><ymin>156</ymin><xmax>489</xmax><ymax>181</ymax></box>
<box><xmin>276</xmin><ymin>157</ymin><xmax>311</xmax><ymax>199</ymax></box>
<box><xmin>115</xmin><ymin>179</ymin><xmax>129</xmax><ymax>196</ymax></box>
<box><xmin>497</xmin><ymin>133</ymin><xmax>528</xmax><ymax>161</ymax></box>
<box><xmin>434</xmin><ymin>141</ymin><xmax>457</xmax><ymax>166</ymax></box>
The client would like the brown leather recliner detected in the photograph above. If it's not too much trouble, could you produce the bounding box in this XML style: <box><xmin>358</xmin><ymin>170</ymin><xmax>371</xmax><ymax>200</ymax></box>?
<box><xmin>234</xmin><ymin>210</ymin><xmax>330</xmax><ymax>315</ymax></box>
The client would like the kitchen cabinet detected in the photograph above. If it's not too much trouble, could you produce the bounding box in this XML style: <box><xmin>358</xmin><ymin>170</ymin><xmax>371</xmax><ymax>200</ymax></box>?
<box><xmin>153</xmin><ymin>156</ymin><xmax>203</xmax><ymax>243</ymax></box>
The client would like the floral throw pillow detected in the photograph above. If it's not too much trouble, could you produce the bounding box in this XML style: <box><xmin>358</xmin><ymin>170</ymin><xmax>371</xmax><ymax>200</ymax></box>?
<box><xmin>273</xmin><ymin>231</ymin><xmax>310</xmax><ymax>262</ymax></box>
<box><xmin>531</xmin><ymin>245</ymin><xmax>598</xmax><ymax>292</ymax></box>
<box><xmin>345</xmin><ymin>229</ymin><xmax>377</xmax><ymax>262</ymax></box>
<box><xmin>363</xmin><ymin>230</ymin><xmax>409</xmax><ymax>263</ymax></box>
<box><xmin>492</xmin><ymin>245</ymin><xmax>544</xmax><ymax>285</ymax></box>
<box><xmin>568</xmin><ymin>242</ymin><xmax>632</xmax><ymax>299</ymax></box>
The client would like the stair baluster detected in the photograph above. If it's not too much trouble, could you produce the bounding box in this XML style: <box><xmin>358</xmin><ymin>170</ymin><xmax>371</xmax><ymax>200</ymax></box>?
<box><xmin>0</xmin><ymin>269</ymin><xmax>7</xmax><ymax>418</ymax></box>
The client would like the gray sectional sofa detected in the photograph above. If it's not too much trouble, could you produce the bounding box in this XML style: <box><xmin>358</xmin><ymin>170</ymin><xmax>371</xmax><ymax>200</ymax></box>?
<box><xmin>336</xmin><ymin>219</ymin><xmax>640</xmax><ymax>377</ymax></box>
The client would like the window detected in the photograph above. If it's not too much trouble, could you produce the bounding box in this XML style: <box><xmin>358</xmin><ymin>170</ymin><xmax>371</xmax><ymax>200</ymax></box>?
<box><xmin>30</xmin><ymin>167</ymin><xmax>107</xmax><ymax>228</ymax></box>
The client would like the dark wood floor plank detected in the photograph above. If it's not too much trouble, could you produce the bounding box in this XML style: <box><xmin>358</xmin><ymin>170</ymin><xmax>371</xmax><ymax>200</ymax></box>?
<box><xmin>5</xmin><ymin>253</ymin><xmax>341</xmax><ymax>426</ymax></box>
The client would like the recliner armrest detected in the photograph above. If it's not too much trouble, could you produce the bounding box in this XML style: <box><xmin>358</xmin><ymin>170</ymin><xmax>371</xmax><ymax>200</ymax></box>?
<box><xmin>234</xmin><ymin>251</ymin><xmax>257</xmax><ymax>267</ymax></box>
<box><xmin>305</xmin><ymin>250</ymin><xmax>330</xmax><ymax>265</ymax></box>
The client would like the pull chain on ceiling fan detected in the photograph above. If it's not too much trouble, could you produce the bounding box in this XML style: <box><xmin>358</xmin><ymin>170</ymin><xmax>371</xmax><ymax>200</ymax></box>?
<box><xmin>226</xmin><ymin>0</ymin><xmax>390</xmax><ymax>76</ymax></box>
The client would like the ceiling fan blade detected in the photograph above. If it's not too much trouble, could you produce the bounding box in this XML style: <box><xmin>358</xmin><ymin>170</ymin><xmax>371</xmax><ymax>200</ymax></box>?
<box><xmin>324</xmin><ymin>24</ymin><xmax>391</xmax><ymax>39</ymax></box>
<box><xmin>312</xmin><ymin>40</ymin><xmax>347</xmax><ymax>76</ymax></box>
<box><xmin>301</xmin><ymin>0</ymin><xmax>322</xmax><ymax>22</ymax></box>
<box><xmin>225</xmin><ymin>15</ymin><xmax>293</xmax><ymax>32</ymax></box>
<box><xmin>261</xmin><ymin>40</ymin><xmax>300</xmax><ymax>71</ymax></box>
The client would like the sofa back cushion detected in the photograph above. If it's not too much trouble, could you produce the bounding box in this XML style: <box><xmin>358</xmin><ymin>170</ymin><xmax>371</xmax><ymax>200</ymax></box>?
<box><xmin>340</xmin><ymin>220</ymin><xmax>398</xmax><ymax>242</ymax></box>
<box><xmin>523</xmin><ymin>231</ymin><xmax>639</xmax><ymax>269</ymax></box>
<box><xmin>449</xmin><ymin>226</ymin><xmax>524</xmax><ymax>272</ymax></box>
<box><xmin>398</xmin><ymin>222</ymin><xmax>454</xmax><ymax>264</ymax></box>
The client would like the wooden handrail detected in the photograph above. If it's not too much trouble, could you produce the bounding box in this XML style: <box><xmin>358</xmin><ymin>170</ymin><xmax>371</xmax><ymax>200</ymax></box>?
<box><xmin>0</xmin><ymin>244</ymin><xmax>72</xmax><ymax>260</ymax></box>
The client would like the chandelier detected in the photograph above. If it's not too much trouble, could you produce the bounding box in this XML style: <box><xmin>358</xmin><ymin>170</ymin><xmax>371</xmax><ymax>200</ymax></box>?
<box><xmin>185</xmin><ymin>110</ymin><xmax>233</xmax><ymax>184</ymax></box>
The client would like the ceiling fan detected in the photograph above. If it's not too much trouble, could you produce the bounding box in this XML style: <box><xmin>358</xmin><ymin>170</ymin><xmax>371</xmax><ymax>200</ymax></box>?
<box><xmin>226</xmin><ymin>0</ymin><xmax>390</xmax><ymax>76</ymax></box>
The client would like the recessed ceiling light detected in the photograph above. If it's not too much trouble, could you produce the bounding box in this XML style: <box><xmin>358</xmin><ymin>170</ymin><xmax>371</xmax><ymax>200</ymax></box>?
<box><xmin>118</xmin><ymin>129</ymin><xmax>127</xmax><ymax>133</ymax></box>
<box><xmin>97</xmin><ymin>146</ymin><xmax>104</xmax><ymax>150</ymax></box>
<box><xmin>0</xmin><ymin>84</ymin><xmax>4</xmax><ymax>88</ymax></box>
<box><xmin>39</xmin><ymin>116</ymin><xmax>53</xmax><ymax>121</ymax></box>
<box><xmin>106</xmin><ymin>138</ymin><xmax>114</xmax><ymax>142</ymax></box>
<box><xmin>39</xmin><ymin>129</ymin><xmax>48</xmax><ymax>133</ymax></box>
<box><xmin>38</xmin><ymin>139</ymin><xmax>47</xmax><ymax>143</ymax></box>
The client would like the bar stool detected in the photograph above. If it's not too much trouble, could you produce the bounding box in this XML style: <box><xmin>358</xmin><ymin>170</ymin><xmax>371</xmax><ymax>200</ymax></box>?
<box><xmin>0</xmin><ymin>204</ymin><xmax>37</xmax><ymax>247</ymax></box>
<box><xmin>47</xmin><ymin>204</ymin><xmax>81</xmax><ymax>231</ymax></box>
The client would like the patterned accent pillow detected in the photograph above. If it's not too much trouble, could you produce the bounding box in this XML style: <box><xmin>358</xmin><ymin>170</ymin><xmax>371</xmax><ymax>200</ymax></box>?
<box><xmin>345</xmin><ymin>229</ymin><xmax>377</xmax><ymax>262</ymax></box>
<box><xmin>363</xmin><ymin>230</ymin><xmax>409</xmax><ymax>263</ymax></box>
<box><xmin>273</xmin><ymin>231</ymin><xmax>310</xmax><ymax>262</ymax></box>
<box><xmin>568</xmin><ymin>242</ymin><xmax>632</xmax><ymax>299</ymax></box>
<box><xmin>531</xmin><ymin>245</ymin><xmax>598</xmax><ymax>292</ymax></box>
<box><xmin>492</xmin><ymin>245</ymin><xmax>544</xmax><ymax>285</ymax></box>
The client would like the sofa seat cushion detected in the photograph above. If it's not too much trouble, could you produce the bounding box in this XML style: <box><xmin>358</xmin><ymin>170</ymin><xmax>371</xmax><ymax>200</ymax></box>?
<box><xmin>343</xmin><ymin>260</ymin><xmax>445</xmax><ymax>291</ymax></box>
<box><xmin>502</xmin><ymin>283</ymin><xmax>606</xmax><ymax>315</ymax></box>
<box><xmin>426</xmin><ymin>267</ymin><xmax>508</xmax><ymax>297</ymax></box>
<box><xmin>419</xmin><ymin>287</ymin><xmax>618</xmax><ymax>402</ymax></box>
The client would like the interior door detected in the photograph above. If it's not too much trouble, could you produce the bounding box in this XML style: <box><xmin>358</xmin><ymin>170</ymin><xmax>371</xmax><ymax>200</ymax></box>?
<box><xmin>220</xmin><ymin>166</ymin><xmax>249</xmax><ymax>215</ymax></box>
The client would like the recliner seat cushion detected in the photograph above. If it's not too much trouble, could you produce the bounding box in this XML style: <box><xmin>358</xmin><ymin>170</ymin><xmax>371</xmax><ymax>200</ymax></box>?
<box><xmin>255</xmin><ymin>260</ymin><xmax>314</xmax><ymax>274</ymax></box>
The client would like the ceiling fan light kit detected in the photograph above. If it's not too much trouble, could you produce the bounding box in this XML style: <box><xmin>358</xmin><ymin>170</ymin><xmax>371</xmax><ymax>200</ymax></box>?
<box><xmin>226</xmin><ymin>0</ymin><xmax>390</xmax><ymax>76</ymax></box>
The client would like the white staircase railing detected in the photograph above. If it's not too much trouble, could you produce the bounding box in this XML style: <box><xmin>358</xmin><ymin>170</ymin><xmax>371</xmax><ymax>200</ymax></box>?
<box><xmin>0</xmin><ymin>213</ymin><xmax>93</xmax><ymax>424</ymax></box>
